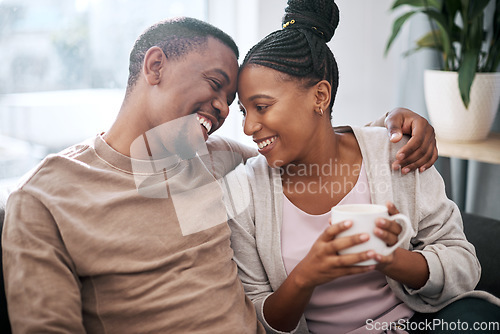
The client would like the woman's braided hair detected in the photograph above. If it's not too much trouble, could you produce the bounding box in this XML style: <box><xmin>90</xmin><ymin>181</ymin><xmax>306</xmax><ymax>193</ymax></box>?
<box><xmin>242</xmin><ymin>0</ymin><xmax>340</xmax><ymax>113</ymax></box>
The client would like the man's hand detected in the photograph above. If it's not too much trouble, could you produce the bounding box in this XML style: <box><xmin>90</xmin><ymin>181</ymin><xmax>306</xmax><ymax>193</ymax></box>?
<box><xmin>385</xmin><ymin>108</ymin><xmax>438</xmax><ymax>174</ymax></box>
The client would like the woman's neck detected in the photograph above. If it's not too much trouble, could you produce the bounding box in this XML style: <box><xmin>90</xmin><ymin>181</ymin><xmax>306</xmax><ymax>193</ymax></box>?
<box><xmin>282</xmin><ymin>125</ymin><xmax>343</xmax><ymax>179</ymax></box>
<box><xmin>281</xmin><ymin>126</ymin><xmax>363</xmax><ymax>214</ymax></box>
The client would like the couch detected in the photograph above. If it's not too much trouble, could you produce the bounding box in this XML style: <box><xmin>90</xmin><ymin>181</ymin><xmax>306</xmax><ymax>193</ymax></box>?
<box><xmin>0</xmin><ymin>208</ymin><xmax>498</xmax><ymax>332</ymax></box>
<box><xmin>0</xmin><ymin>208</ymin><xmax>10</xmax><ymax>333</ymax></box>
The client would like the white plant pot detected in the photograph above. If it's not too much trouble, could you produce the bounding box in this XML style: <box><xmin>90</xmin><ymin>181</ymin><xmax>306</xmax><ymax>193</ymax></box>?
<box><xmin>424</xmin><ymin>70</ymin><xmax>500</xmax><ymax>142</ymax></box>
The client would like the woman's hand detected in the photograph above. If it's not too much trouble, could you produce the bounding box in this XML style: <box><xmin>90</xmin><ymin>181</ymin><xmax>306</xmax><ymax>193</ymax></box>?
<box><xmin>263</xmin><ymin>220</ymin><xmax>377</xmax><ymax>332</ymax></box>
<box><xmin>291</xmin><ymin>220</ymin><xmax>376</xmax><ymax>289</ymax></box>
<box><xmin>384</xmin><ymin>107</ymin><xmax>438</xmax><ymax>174</ymax></box>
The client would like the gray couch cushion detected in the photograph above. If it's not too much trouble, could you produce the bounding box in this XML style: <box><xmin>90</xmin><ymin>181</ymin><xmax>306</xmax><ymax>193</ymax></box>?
<box><xmin>462</xmin><ymin>212</ymin><xmax>500</xmax><ymax>298</ymax></box>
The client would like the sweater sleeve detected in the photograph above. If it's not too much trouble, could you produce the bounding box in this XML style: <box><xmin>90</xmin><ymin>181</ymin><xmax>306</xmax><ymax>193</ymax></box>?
<box><xmin>364</xmin><ymin>112</ymin><xmax>387</xmax><ymax>128</ymax></box>
<box><xmin>226</xmin><ymin>163</ymin><xmax>304</xmax><ymax>334</ymax></box>
<box><xmin>400</xmin><ymin>166</ymin><xmax>480</xmax><ymax>305</ymax></box>
<box><xmin>209</xmin><ymin>135</ymin><xmax>258</xmax><ymax>162</ymax></box>
<box><xmin>2</xmin><ymin>189</ymin><xmax>86</xmax><ymax>334</ymax></box>
<box><xmin>354</xmin><ymin>127</ymin><xmax>482</xmax><ymax>312</ymax></box>
<box><xmin>379</xmin><ymin>139</ymin><xmax>481</xmax><ymax>310</ymax></box>
<box><xmin>228</xmin><ymin>213</ymin><xmax>281</xmax><ymax>333</ymax></box>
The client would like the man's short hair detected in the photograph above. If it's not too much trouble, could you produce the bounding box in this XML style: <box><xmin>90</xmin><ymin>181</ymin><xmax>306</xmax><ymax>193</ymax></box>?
<box><xmin>126</xmin><ymin>17</ymin><xmax>239</xmax><ymax>92</ymax></box>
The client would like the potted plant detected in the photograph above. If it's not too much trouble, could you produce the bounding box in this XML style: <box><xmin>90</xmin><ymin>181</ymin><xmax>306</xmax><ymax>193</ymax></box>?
<box><xmin>385</xmin><ymin>0</ymin><xmax>500</xmax><ymax>142</ymax></box>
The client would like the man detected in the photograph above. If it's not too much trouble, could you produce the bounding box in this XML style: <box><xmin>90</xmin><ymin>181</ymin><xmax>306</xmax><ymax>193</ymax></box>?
<box><xmin>2</xmin><ymin>17</ymin><xmax>436</xmax><ymax>333</ymax></box>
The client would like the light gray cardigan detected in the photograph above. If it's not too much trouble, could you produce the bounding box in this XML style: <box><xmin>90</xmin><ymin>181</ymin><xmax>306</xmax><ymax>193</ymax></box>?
<box><xmin>227</xmin><ymin>127</ymin><xmax>500</xmax><ymax>334</ymax></box>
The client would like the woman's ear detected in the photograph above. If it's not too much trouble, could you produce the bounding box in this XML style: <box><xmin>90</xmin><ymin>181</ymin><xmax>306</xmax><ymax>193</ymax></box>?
<box><xmin>143</xmin><ymin>46</ymin><xmax>165</xmax><ymax>86</ymax></box>
<box><xmin>314</xmin><ymin>80</ymin><xmax>331</xmax><ymax>113</ymax></box>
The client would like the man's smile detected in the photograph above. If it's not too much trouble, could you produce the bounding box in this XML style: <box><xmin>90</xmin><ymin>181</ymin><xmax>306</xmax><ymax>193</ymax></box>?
<box><xmin>196</xmin><ymin>114</ymin><xmax>213</xmax><ymax>133</ymax></box>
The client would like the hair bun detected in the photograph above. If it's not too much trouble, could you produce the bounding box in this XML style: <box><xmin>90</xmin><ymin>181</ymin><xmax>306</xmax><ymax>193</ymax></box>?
<box><xmin>282</xmin><ymin>0</ymin><xmax>339</xmax><ymax>42</ymax></box>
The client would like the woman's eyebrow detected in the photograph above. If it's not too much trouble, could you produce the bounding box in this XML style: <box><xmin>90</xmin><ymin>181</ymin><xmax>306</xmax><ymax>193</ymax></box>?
<box><xmin>248</xmin><ymin>94</ymin><xmax>273</xmax><ymax>101</ymax></box>
<box><xmin>238</xmin><ymin>95</ymin><xmax>274</xmax><ymax>106</ymax></box>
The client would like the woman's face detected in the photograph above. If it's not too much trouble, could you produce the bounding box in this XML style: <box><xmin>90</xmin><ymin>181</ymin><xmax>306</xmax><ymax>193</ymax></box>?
<box><xmin>238</xmin><ymin>65</ymin><xmax>321</xmax><ymax>167</ymax></box>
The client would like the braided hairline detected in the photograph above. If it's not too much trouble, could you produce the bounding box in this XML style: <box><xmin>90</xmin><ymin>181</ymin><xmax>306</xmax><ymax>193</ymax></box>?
<box><xmin>242</xmin><ymin>27</ymin><xmax>338</xmax><ymax>111</ymax></box>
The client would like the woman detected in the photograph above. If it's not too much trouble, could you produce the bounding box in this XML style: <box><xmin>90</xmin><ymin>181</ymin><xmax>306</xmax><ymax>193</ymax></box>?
<box><xmin>229</xmin><ymin>0</ymin><xmax>500</xmax><ymax>333</ymax></box>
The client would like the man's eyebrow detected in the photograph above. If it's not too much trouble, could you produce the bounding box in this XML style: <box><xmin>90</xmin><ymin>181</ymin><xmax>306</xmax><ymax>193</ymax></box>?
<box><xmin>214</xmin><ymin>69</ymin><xmax>230</xmax><ymax>84</ymax></box>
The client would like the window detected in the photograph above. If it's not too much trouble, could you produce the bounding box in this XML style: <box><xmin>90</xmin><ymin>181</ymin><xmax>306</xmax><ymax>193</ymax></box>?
<box><xmin>0</xmin><ymin>0</ymin><xmax>273</xmax><ymax>204</ymax></box>
<box><xmin>0</xmin><ymin>0</ymin><xmax>211</xmax><ymax>202</ymax></box>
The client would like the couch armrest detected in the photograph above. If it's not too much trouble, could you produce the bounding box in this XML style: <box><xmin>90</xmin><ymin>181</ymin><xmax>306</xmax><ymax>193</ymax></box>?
<box><xmin>462</xmin><ymin>212</ymin><xmax>500</xmax><ymax>298</ymax></box>
<box><xmin>0</xmin><ymin>207</ymin><xmax>11</xmax><ymax>333</ymax></box>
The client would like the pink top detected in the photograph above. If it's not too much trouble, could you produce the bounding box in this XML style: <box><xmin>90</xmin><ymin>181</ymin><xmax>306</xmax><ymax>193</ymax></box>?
<box><xmin>281</xmin><ymin>163</ymin><xmax>414</xmax><ymax>334</ymax></box>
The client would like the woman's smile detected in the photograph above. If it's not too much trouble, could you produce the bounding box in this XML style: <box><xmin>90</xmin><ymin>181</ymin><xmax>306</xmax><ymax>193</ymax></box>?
<box><xmin>254</xmin><ymin>135</ymin><xmax>278</xmax><ymax>154</ymax></box>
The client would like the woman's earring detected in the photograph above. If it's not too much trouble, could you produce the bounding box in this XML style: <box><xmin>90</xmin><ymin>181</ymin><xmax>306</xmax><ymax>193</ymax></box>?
<box><xmin>319</xmin><ymin>108</ymin><xmax>324</xmax><ymax>116</ymax></box>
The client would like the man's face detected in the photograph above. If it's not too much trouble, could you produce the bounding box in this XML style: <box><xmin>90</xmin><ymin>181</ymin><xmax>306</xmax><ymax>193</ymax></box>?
<box><xmin>147</xmin><ymin>37</ymin><xmax>239</xmax><ymax>141</ymax></box>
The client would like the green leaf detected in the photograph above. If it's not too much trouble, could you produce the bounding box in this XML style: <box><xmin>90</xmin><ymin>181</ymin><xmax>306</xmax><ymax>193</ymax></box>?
<box><xmin>460</xmin><ymin>0</ymin><xmax>469</xmax><ymax>15</ymax></box>
<box><xmin>386</xmin><ymin>0</ymin><xmax>499</xmax><ymax>75</ymax></box>
<box><xmin>416</xmin><ymin>29</ymin><xmax>444</xmax><ymax>50</ymax></box>
<box><xmin>391</xmin><ymin>0</ymin><xmax>441</xmax><ymax>10</ymax></box>
<box><xmin>491</xmin><ymin>0</ymin><xmax>500</xmax><ymax>70</ymax></box>
<box><xmin>403</xmin><ymin>45</ymin><xmax>443</xmax><ymax>57</ymax></box>
<box><xmin>442</xmin><ymin>0</ymin><xmax>462</xmax><ymax>28</ymax></box>
<box><xmin>458</xmin><ymin>50</ymin><xmax>480</xmax><ymax>108</ymax></box>
<box><xmin>403</xmin><ymin>47</ymin><xmax>424</xmax><ymax>57</ymax></box>
<box><xmin>469</xmin><ymin>13</ymin><xmax>485</xmax><ymax>50</ymax></box>
<box><xmin>468</xmin><ymin>0</ymin><xmax>490</xmax><ymax>21</ymax></box>
<box><xmin>486</xmin><ymin>43</ymin><xmax>500</xmax><ymax>71</ymax></box>
<box><xmin>385</xmin><ymin>11</ymin><xmax>419</xmax><ymax>55</ymax></box>
<box><xmin>495</xmin><ymin>0</ymin><xmax>500</xmax><ymax>32</ymax></box>
<box><xmin>443</xmin><ymin>0</ymin><xmax>462</xmax><ymax>16</ymax></box>
<box><xmin>421</xmin><ymin>9</ymin><xmax>454</xmax><ymax>63</ymax></box>
<box><xmin>483</xmin><ymin>0</ymin><xmax>500</xmax><ymax>71</ymax></box>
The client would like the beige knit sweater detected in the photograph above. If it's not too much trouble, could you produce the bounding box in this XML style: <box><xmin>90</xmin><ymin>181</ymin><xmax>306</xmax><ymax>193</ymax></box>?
<box><xmin>228</xmin><ymin>126</ymin><xmax>500</xmax><ymax>334</ymax></box>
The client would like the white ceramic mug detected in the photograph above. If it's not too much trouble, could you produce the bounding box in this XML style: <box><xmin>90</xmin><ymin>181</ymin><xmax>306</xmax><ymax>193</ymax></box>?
<box><xmin>330</xmin><ymin>204</ymin><xmax>412</xmax><ymax>266</ymax></box>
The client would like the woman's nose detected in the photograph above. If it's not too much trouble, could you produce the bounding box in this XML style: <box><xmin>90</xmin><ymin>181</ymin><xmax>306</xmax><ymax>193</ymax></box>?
<box><xmin>242</xmin><ymin>112</ymin><xmax>261</xmax><ymax>136</ymax></box>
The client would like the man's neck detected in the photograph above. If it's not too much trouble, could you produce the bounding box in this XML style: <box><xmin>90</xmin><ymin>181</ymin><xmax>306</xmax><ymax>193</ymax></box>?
<box><xmin>103</xmin><ymin>110</ymin><xmax>148</xmax><ymax>157</ymax></box>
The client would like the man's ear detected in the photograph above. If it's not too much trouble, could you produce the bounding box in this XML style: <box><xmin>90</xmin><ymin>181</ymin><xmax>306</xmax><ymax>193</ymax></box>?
<box><xmin>314</xmin><ymin>80</ymin><xmax>331</xmax><ymax>112</ymax></box>
<box><xmin>143</xmin><ymin>46</ymin><xmax>166</xmax><ymax>86</ymax></box>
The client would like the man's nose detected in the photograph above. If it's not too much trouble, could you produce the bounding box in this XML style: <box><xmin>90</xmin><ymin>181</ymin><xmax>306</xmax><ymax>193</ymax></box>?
<box><xmin>212</xmin><ymin>96</ymin><xmax>230</xmax><ymax>120</ymax></box>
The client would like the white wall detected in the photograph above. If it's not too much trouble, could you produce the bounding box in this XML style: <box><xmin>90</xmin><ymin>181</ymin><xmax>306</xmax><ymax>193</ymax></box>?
<box><xmin>332</xmin><ymin>0</ymin><xmax>400</xmax><ymax>126</ymax></box>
